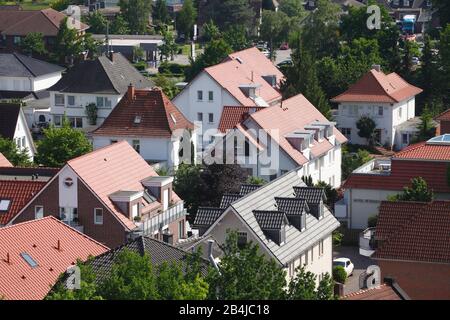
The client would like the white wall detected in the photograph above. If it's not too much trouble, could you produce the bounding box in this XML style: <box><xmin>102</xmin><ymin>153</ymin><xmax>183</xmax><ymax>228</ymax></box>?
<box><xmin>58</xmin><ymin>166</ymin><xmax>78</xmax><ymax>210</ymax></box>
<box><xmin>32</xmin><ymin>72</ymin><xmax>62</xmax><ymax>92</ymax></box>
<box><xmin>13</xmin><ymin>110</ymin><xmax>35</xmax><ymax>159</ymax></box>
<box><xmin>0</xmin><ymin>72</ymin><xmax>62</xmax><ymax>92</ymax></box>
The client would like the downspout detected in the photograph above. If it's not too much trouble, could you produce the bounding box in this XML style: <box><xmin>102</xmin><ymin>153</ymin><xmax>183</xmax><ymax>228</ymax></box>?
<box><xmin>207</xmin><ymin>239</ymin><xmax>220</xmax><ymax>273</ymax></box>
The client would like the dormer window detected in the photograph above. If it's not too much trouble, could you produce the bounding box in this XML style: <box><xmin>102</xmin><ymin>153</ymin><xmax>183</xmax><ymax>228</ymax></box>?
<box><xmin>253</xmin><ymin>210</ymin><xmax>288</xmax><ymax>245</ymax></box>
<box><xmin>0</xmin><ymin>199</ymin><xmax>11</xmax><ymax>212</ymax></box>
<box><xmin>239</xmin><ymin>84</ymin><xmax>261</xmax><ymax>99</ymax></box>
<box><xmin>134</xmin><ymin>116</ymin><xmax>142</xmax><ymax>124</ymax></box>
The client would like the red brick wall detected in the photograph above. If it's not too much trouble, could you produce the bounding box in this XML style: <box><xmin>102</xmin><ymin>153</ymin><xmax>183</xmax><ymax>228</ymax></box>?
<box><xmin>439</xmin><ymin>121</ymin><xmax>450</xmax><ymax>135</ymax></box>
<box><xmin>378</xmin><ymin>260</ymin><xmax>450</xmax><ymax>300</ymax></box>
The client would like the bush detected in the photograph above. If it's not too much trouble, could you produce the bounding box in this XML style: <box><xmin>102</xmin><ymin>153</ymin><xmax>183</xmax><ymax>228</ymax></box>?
<box><xmin>367</xmin><ymin>215</ymin><xmax>378</xmax><ymax>228</ymax></box>
<box><xmin>332</xmin><ymin>230</ymin><xmax>343</xmax><ymax>247</ymax></box>
<box><xmin>158</xmin><ymin>62</ymin><xmax>188</xmax><ymax>75</ymax></box>
<box><xmin>134</xmin><ymin>61</ymin><xmax>147</xmax><ymax>71</ymax></box>
<box><xmin>332</xmin><ymin>266</ymin><xmax>347</xmax><ymax>284</ymax></box>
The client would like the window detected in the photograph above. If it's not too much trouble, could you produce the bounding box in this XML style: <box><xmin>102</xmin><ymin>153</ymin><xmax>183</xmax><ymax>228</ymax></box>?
<box><xmin>178</xmin><ymin>220</ymin><xmax>185</xmax><ymax>239</ymax></box>
<box><xmin>60</xmin><ymin>207</ymin><xmax>78</xmax><ymax>222</ymax></box>
<box><xmin>67</xmin><ymin>95</ymin><xmax>75</xmax><ymax>107</ymax></box>
<box><xmin>104</xmin><ymin>97</ymin><xmax>112</xmax><ymax>108</ymax></box>
<box><xmin>398</xmin><ymin>107</ymin><xmax>402</xmax><ymax>118</ymax></box>
<box><xmin>340</xmin><ymin>128</ymin><xmax>351</xmax><ymax>139</ymax></box>
<box><xmin>244</xmin><ymin>141</ymin><xmax>250</xmax><ymax>157</ymax></box>
<box><xmin>349</xmin><ymin>105</ymin><xmax>359</xmax><ymax>117</ymax></box>
<box><xmin>311</xmin><ymin>246</ymin><xmax>314</xmax><ymax>263</ymax></box>
<box><xmin>197</xmin><ymin>90</ymin><xmax>203</xmax><ymax>101</ymax></box>
<box><xmin>208</xmin><ymin>113</ymin><xmax>214</xmax><ymax>123</ymax></box>
<box><xmin>208</xmin><ymin>91</ymin><xmax>213</xmax><ymax>101</ymax></box>
<box><xmin>94</xmin><ymin>208</ymin><xmax>103</xmax><ymax>225</ymax></box>
<box><xmin>68</xmin><ymin>117</ymin><xmax>82</xmax><ymax>128</ymax></box>
<box><xmin>34</xmin><ymin>205</ymin><xmax>44</xmax><ymax>219</ymax></box>
<box><xmin>132</xmin><ymin>140</ymin><xmax>140</xmax><ymax>153</ymax></box>
<box><xmin>237</xmin><ymin>232</ymin><xmax>247</xmax><ymax>248</ymax></box>
<box><xmin>377</xmin><ymin>106</ymin><xmax>383</xmax><ymax>116</ymax></box>
<box><xmin>304</xmin><ymin>250</ymin><xmax>309</xmax><ymax>265</ymax></box>
<box><xmin>110</xmin><ymin>139</ymin><xmax>118</xmax><ymax>144</ymax></box>
<box><xmin>54</xmin><ymin>94</ymin><xmax>65</xmax><ymax>106</ymax></box>
<box><xmin>13</xmin><ymin>36</ymin><xmax>21</xmax><ymax>45</ymax></box>
<box><xmin>197</xmin><ymin>113</ymin><xmax>203</xmax><ymax>122</ymax></box>
<box><xmin>96</xmin><ymin>96</ymin><xmax>104</xmax><ymax>107</ymax></box>
<box><xmin>54</xmin><ymin>115</ymin><xmax>63</xmax><ymax>127</ymax></box>
<box><xmin>402</xmin><ymin>133</ymin><xmax>409</xmax><ymax>145</ymax></box>
<box><xmin>0</xmin><ymin>199</ymin><xmax>11</xmax><ymax>212</ymax></box>
<box><xmin>319</xmin><ymin>239</ymin><xmax>324</xmax><ymax>256</ymax></box>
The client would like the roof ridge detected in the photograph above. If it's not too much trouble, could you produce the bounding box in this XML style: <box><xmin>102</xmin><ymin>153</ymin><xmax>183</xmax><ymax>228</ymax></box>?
<box><xmin>1</xmin><ymin>10</ymin><xmax>39</xmax><ymax>34</ymax></box>
<box><xmin>40</xmin><ymin>8</ymin><xmax>61</xmax><ymax>29</ymax></box>
<box><xmin>393</xmin><ymin>141</ymin><xmax>427</xmax><ymax>157</ymax></box>
<box><xmin>97</xmin><ymin>55</ymin><xmax>122</xmax><ymax>94</ymax></box>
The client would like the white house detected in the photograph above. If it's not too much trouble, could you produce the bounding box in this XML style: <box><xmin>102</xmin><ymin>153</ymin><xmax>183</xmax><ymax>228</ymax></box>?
<box><xmin>172</xmin><ymin>47</ymin><xmax>284</xmax><ymax>147</ymax></box>
<box><xmin>0</xmin><ymin>103</ymin><xmax>36</xmax><ymax>159</ymax></box>
<box><xmin>48</xmin><ymin>53</ymin><xmax>153</xmax><ymax>131</ymax></box>
<box><xmin>331</xmin><ymin>65</ymin><xmax>423</xmax><ymax>151</ymax></box>
<box><xmin>91</xmin><ymin>86</ymin><xmax>196</xmax><ymax>171</ymax></box>
<box><xmin>190</xmin><ymin>170</ymin><xmax>341</xmax><ymax>284</ymax></box>
<box><xmin>213</xmin><ymin>94</ymin><xmax>347</xmax><ymax>187</ymax></box>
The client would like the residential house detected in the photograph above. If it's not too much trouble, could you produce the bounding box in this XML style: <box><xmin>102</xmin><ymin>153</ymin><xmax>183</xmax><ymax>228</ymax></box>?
<box><xmin>390</xmin><ymin>0</ymin><xmax>438</xmax><ymax>34</ymax></box>
<box><xmin>0</xmin><ymin>8</ymin><xmax>88</xmax><ymax>55</ymax></box>
<box><xmin>0</xmin><ymin>166</ymin><xmax>57</xmax><ymax>226</ymax></box>
<box><xmin>0</xmin><ymin>53</ymin><xmax>65</xmax><ymax>126</ymax></box>
<box><xmin>0</xmin><ymin>103</ymin><xmax>36</xmax><ymax>159</ymax></box>
<box><xmin>0</xmin><ymin>152</ymin><xmax>12</xmax><ymax>167</ymax></box>
<box><xmin>434</xmin><ymin>109</ymin><xmax>450</xmax><ymax>135</ymax></box>
<box><xmin>0</xmin><ymin>216</ymin><xmax>108</xmax><ymax>300</ymax></box>
<box><xmin>172</xmin><ymin>47</ymin><xmax>283</xmax><ymax>148</ymax></box>
<box><xmin>190</xmin><ymin>171</ymin><xmax>341</xmax><ymax>284</ymax></box>
<box><xmin>342</xmin><ymin>277</ymin><xmax>410</xmax><ymax>300</ymax></box>
<box><xmin>92</xmin><ymin>86</ymin><xmax>195</xmax><ymax>170</ymax></box>
<box><xmin>331</xmin><ymin>65</ymin><xmax>423</xmax><ymax>150</ymax></box>
<box><xmin>336</xmin><ymin>134</ymin><xmax>450</xmax><ymax>229</ymax></box>
<box><xmin>216</xmin><ymin>94</ymin><xmax>347</xmax><ymax>186</ymax></box>
<box><xmin>48</xmin><ymin>53</ymin><xmax>153</xmax><ymax>131</ymax></box>
<box><xmin>365</xmin><ymin>200</ymin><xmax>450</xmax><ymax>300</ymax></box>
<box><xmin>9</xmin><ymin>141</ymin><xmax>187</xmax><ymax>249</ymax></box>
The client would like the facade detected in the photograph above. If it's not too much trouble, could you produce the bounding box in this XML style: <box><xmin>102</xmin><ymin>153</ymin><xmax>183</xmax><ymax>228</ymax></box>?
<box><xmin>9</xmin><ymin>141</ymin><xmax>188</xmax><ymax>249</ymax></box>
<box><xmin>216</xmin><ymin>94</ymin><xmax>347</xmax><ymax>186</ymax></box>
<box><xmin>331</xmin><ymin>66</ymin><xmax>422</xmax><ymax>151</ymax></box>
<box><xmin>172</xmin><ymin>47</ymin><xmax>283</xmax><ymax>147</ymax></box>
<box><xmin>92</xmin><ymin>86</ymin><xmax>195</xmax><ymax>170</ymax></box>
<box><xmin>390</xmin><ymin>0</ymin><xmax>437</xmax><ymax>34</ymax></box>
<box><xmin>0</xmin><ymin>216</ymin><xmax>108</xmax><ymax>300</ymax></box>
<box><xmin>48</xmin><ymin>53</ymin><xmax>153</xmax><ymax>131</ymax></box>
<box><xmin>0</xmin><ymin>8</ymin><xmax>88</xmax><ymax>55</ymax></box>
<box><xmin>435</xmin><ymin>109</ymin><xmax>450</xmax><ymax>135</ymax></box>
<box><xmin>0</xmin><ymin>103</ymin><xmax>36</xmax><ymax>159</ymax></box>
<box><xmin>191</xmin><ymin>170</ymin><xmax>341</xmax><ymax>284</ymax></box>
<box><xmin>369</xmin><ymin>201</ymin><xmax>450</xmax><ymax>300</ymax></box>
<box><xmin>337</xmin><ymin>134</ymin><xmax>450</xmax><ymax>229</ymax></box>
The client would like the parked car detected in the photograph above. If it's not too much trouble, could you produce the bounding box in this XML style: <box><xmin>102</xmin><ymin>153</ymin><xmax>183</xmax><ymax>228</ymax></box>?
<box><xmin>256</xmin><ymin>41</ymin><xmax>268</xmax><ymax>50</ymax></box>
<box><xmin>412</xmin><ymin>56</ymin><xmax>420</xmax><ymax>65</ymax></box>
<box><xmin>31</xmin><ymin>122</ymin><xmax>49</xmax><ymax>134</ymax></box>
<box><xmin>261</xmin><ymin>49</ymin><xmax>271</xmax><ymax>58</ymax></box>
<box><xmin>277</xmin><ymin>59</ymin><xmax>293</xmax><ymax>68</ymax></box>
<box><xmin>279</xmin><ymin>42</ymin><xmax>289</xmax><ymax>50</ymax></box>
<box><xmin>333</xmin><ymin>258</ymin><xmax>354</xmax><ymax>276</ymax></box>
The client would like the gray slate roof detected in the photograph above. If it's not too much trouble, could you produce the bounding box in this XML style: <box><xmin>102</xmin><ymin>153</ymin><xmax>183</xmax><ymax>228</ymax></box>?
<box><xmin>275</xmin><ymin>197</ymin><xmax>309</xmax><ymax>215</ymax></box>
<box><xmin>0</xmin><ymin>103</ymin><xmax>20</xmax><ymax>139</ymax></box>
<box><xmin>293</xmin><ymin>187</ymin><xmax>326</xmax><ymax>204</ymax></box>
<box><xmin>88</xmin><ymin>236</ymin><xmax>209</xmax><ymax>284</ymax></box>
<box><xmin>220</xmin><ymin>193</ymin><xmax>242</xmax><ymax>209</ymax></box>
<box><xmin>253</xmin><ymin>210</ymin><xmax>287</xmax><ymax>230</ymax></box>
<box><xmin>48</xmin><ymin>53</ymin><xmax>153</xmax><ymax>94</ymax></box>
<box><xmin>193</xmin><ymin>207</ymin><xmax>224</xmax><ymax>227</ymax></box>
<box><xmin>239</xmin><ymin>184</ymin><xmax>261</xmax><ymax>196</ymax></box>
<box><xmin>218</xmin><ymin>171</ymin><xmax>341</xmax><ymax>265</ymax></box>
<box><xmin>0</xmin><ymin>53</ymin><xmax>65</xmax><ymax>77</ymax></box>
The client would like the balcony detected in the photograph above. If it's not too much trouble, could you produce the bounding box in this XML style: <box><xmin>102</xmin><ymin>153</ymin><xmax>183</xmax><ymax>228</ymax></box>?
<box><xmin>65</xmin><ymin>220</ymin><xmax>84</xmax><ymax>234</ymax></box>
<box><xmin>359</xmin><ymin>227</ymin><xmax>377</xmax><ymax>257</ymax></box>
<box><xmin>139</xmin><ymin>201</ymin><xmax>187</xmax><ymax>236</ymax></box>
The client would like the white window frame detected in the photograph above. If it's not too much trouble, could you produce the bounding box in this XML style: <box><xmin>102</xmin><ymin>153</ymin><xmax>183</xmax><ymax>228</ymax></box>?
<box><xmin>208</xmin><ymin>91</ymin><xmax>213</xmax><ymax>101</ymax></box>
<box><xmin>67</xmin><ymin>95</ymin><xmax>76</xmax><ymax>107</ymax></box>
<box><xmin>54</xmin><ymin>94</ymin><xmax>65</xmax><ymax>106</ymax></box>
<box><xmin>132</xmin><ymin>139</ymin><xmax>140</xmax><ymax>153</ymax></box>
<box><xmin>208</xmin><ymin>113</ymin><xmax>214</xmax><ymax>124</ymax></box>
<box><xmin>197</xmin><ymin>90</ymin><xmax>203</xmax><ymax>101</ymax></box>
<box><xmin>35</xmin><ymin>205</ymin><xmax>44</xmax><ymax>220</ymax></box>
<box><xmin>94</xmin><ymin>208</ymin><xmax>103</xmax><ymax>225</ymax></box>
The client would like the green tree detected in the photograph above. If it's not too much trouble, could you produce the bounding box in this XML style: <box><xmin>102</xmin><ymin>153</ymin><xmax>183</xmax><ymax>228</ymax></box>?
<box><xmin>110</xmin><ymin>15</ymin><xmax>130</xmax><ymax>35</ymax></box>
<box><xmin>418</xmin><ymin>35</ymin><xmax>442</xmax><ymax>109</ymax></box>
<box><xmin>153</xmin><ymin>73</ymin><xmax>180</xmax><ymax>99</ymax></box>
<box><xmin>332</xmin><ymin>266</ymin><xmax>347</xmax><ymax>284</ymax></box>
<box><xmin>119</xmin><ymin>0</ymin><xmax>152</xmax><ymax>34</ymax></box>
<box><xmin>246</xmin><ymin>176</ymin><xmax>266</xmax><ymax>185</ymax></box>
<box><xmin>55</xmin><ymin>17</ymin><xmax>84</xmax><ymax>64</ymax></box>
<box><xmin>153</xmin><ymin>0</ymin><xmax>170</xmax><ymax>26</ymax></box>
<box><xmin>176</xmin><ymin>0</ymin><xmax>197</xmax><ymax>40</ymax></box>
<box><xmin>85</xmin><ymin>10</ymin><xmax>107</xmax><ymax>34</ymax></box>
<box><xmin>286</xmin><ymin>266</ymin><xmax>318</xmax><ymax>300</ymax></box>
<box><xmin>260</xmin><ymin>10</ymin><xmax>289</xmax><ymax>60</ymax></box>
<box><xmin>279</xmin><ymin>0</ymin><xmax>306</xmax><ymax>18</ymax></box>
<box><xmin>205</xmin><ymin>0</ymin><xmax>256</xmax><ymax>33</ymax></box>
<box><xmin>414</xmin><ymin>106</ymin><xmax>436</xmax><ymax>142</ymax></box>
<box><xmin>160</xmin><ymin>29</ymin><xmax>178</xmax><ymax>61</ymax></box>
<box><xmin>0</xmin><ymin>136</ymin><xmax>32</xmax><ymax>166</ymax></box>
<box><xmin>317</xmin><ymin>273</ymin><xmax>336</xmax><ymax>300</ymax></box>
<box><xmin>432</xmin><ymin>0</ymin><xmax>450</xmax><ymax>26</ymax></box>
<box><xmin>440</xmin><ymin>25</ymin><xmax>450</xmax><ymax>106</ymax></box>
<box><xmin>389</xmin><ymin>177</ymin><xmax>434</xmax><ymax>202</ymax></box>
<box><xmin>50</xmin><ymin>0</ymin><xmax>70</xmax><ymax>11</ymax></box>
<box><xmin>202</xmin><ymin>20</ymin><xmax>221</xmax><ymax>42</ymax></box>
<box><xmin>207</xmin><ymin>231</ymin><xmax>287</xmax><ymax>300</ymax></box>
<box><xmin>281</xmin><ymin>42</ymin><xmax>331</xmax><ymax>119</ymax></box>
<box><xmin>315</xmin><ymin>181</ymin><xmax>338</xmax><ymax>208</ymax></box>
<box><xmin>21</xmin><ymin>32</ymin><xmax>46</xmax><ymax>56</ymax></box>
<box><xmin>356</xmin><ymin>116</ymin><xmax>376</xmax><ymax>145</ymax></box>
<box><xmin>222</xmin><ymin>25</ymin><xmax>250</xmax><ymax>52</ymax></box>
<box><xmin>35</xmin><ymin>120</ymin><xmax>93</xmax><ymax>167</ymax></box>
<box><xmin>341</xmin><ymin>147</ymin><xmax>372</xmax><ymax>180</ymax></box>
<box><xmin>173</xmin><ymin>163</ymin><xmax>204</xmax><ymax>214</ymax></box>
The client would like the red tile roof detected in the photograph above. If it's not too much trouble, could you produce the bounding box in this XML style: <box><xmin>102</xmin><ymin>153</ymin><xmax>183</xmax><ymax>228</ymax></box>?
<box><xmin>0</xmin><ymin>152</ymin><xmax>12</xmax><ymax>167</ymax></box>
<box><xmin>66</xmin><ymin>141</ymin><xmax>181</xmax><ymax>230</ymax></box>
<box><xmin>331</xmin><ymin>69</ymin><xmax>422</xmax><ymax>103</ymax></box>
<box><xmin>204</xmin><ymin>47</ymin><xmax>284</xmax><ymax>106</ymax></box>
<box><xmin>373</xmin><ymin>201</ymin><xmax>450</xmax><ymax>264</ymax></box>
<box><xmin>393</xmin><ymin>141</ymin><xmax>450</xmax><ymax>161</ymax></box>
<box><xmin>0</xmin><ymin>216</ymin><xmax>108</xmax><ymax>300</ymax></box>
<box><xmin>242</xmin><ymin>94</ymin><xmax>347</xmax><ymax>166</ymax></box>
<box><xmin>435</xmin><ymin>109</ymin><xmax>450</xmax><ymax>122</ymax></box>
<box><xmin>343</xmin><ymin>284</ymin><xmax>402</xmax><ymax>300</ymax></box>
<box><xmin>92</xmin><ymin>88</ymin><xmax>193</xmax><ymax>138</ymax></box>
<box><xmin>0</xmin><ymin>180</ymin><xmax>46</xmax><ymax>225</ymax></box>
<box><xmin>0</xmin><ymin>8</ymin><xmax>88</xmax><ymax>37</ymax></box>
<box><xmin>218</xmin><ymin>106</ymin><xmax>264</xmax><ymax>133</ymax></box>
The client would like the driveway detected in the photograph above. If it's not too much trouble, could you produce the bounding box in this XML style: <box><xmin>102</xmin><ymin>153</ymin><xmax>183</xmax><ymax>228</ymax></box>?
<box><xmin>333</xmin><ymin>246</ymin><xmax>376</xmax><ymax>295</ymax></box>
<box><xmin>274</xmin><ymin>49</ymin><xmax>292</xmax><ymax>65</ymax></box>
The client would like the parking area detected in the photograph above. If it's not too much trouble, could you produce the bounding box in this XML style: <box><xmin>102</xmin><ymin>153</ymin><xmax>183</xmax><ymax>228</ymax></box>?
<box><xmin>333</xmin><ymin>246</ymin><xmax>376</xmax><ymax>295</ymax></box>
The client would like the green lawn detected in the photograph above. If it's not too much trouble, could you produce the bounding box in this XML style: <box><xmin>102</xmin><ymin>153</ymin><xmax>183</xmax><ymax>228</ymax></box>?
<box><xmin>0</xmin><ymin>0</ymin><xmax>50</xmax><ymax>10</ymax></box>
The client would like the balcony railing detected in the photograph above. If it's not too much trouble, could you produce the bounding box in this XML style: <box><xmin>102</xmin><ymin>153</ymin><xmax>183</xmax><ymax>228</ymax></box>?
<box><xmin>140</xmin><ymin>201</ymin><xmax>187</xmax><ymax>236</ymax></box>
<box><xmin>65</xmin><ymin>220</ymin><xmax>84</xmax><ymax>234</ymax></box>
<box><xmin>359</xmin><ymin>227</ymin><xmax>376</xmax><ymax>257</ymax></box>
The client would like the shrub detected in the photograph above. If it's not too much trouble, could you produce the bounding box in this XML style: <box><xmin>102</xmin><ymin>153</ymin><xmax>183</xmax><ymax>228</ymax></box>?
<box><xmin>134</xmin><ymin>61</ymin><xmax>147</xmax><ymax>71</ymax></box>
<box><xmin>332</xmin><ymin>230</ymin><xmax>343</xmax><ymax>247</ymax></box>
<box><xmin>332</xmin><ymin>266</ymin><xmax>347</xmax><ymax>284</ymax></box>
<box><xmin>158</xmin><ymin>62</ymin><xmax>188</xmax><ymax>75</ymax></box>
<box><xmin>367</xmin><ymin>215</ymin><xmax>378</xmax><ymax>228</ymax></box>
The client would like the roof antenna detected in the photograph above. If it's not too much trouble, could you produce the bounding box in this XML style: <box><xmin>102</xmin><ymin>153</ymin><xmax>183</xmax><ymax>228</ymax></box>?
<box><xmin>56</xmin><ymin>239</ymin><xmax>61</xmax><ymax>251</ymax></box>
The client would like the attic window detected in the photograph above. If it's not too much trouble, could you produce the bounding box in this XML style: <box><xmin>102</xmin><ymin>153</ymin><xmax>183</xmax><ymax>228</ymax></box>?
<box><xmin>134</xmin><ymin>116</ymin><xmax>142</xmax><ymax>124</ymax></box>
<box><xmin>0</xmin><ymin>199</ymin><xmax>11</xmax><ymax>212</ymax></box>
<box><xmin>21</xmin><ymin>252</ymin><xmax>38</xmax><ymax>268</ymax></box>
<box><xmin>170</xmin><ymin>113</ymin><xmax>177</xmax><ymax>124</ymax></box>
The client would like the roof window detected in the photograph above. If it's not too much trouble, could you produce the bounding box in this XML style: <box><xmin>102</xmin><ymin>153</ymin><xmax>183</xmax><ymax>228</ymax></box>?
<box><xmin>0</xmin><ymin>199</ymin><xmax>11</xmax><ymax>212</ymax></box>
<box><xmin>21</xmin><ymin>252</ymin><xmax>38</xmax><ymax>268</ymax></box>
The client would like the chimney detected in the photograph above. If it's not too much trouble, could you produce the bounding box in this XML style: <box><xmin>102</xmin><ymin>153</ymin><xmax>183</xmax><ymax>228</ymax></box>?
<box><xmin>128</xmin><ymin>84</ymin><xmax>135</xmax><ymax>102</ymax></box>
<box><xmin>207</xmin><ymin>239</ymin><xmax>220</xmax><ymax>272</ymax></box>
<box><xmin>372</xmin><ymin>64</ymin><xmax>381</xmax><ymax>72</ymax></box>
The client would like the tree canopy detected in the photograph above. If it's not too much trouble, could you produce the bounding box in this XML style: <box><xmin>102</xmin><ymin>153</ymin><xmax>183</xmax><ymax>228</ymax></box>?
<box><xmin>389</xmin><ymin>177</ymin><xmax>434</xmax><ymax>202</ymax></box>
<box><xmin>118</xmin><ymin>0</ymin><xmax>152</xmax><ymax>34</ymax></box>
<box><xmin>21</xmin><ymin>32</ymin><xmax>46</xmax><ymax>56</ymax></box>
<box><xmin>0</xmin><ymin>136</ymin><xmax>32</xmax><ymax>167</ymax></box>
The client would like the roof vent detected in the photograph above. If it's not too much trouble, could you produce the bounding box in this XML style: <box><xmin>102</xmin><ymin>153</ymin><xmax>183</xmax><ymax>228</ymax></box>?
<box><xmin>134</xmin><ymin>116</ymin><xmax>142</xmax><ymax>124</ymax></box>
<box><xmin>236</xmin><ymin>57</ymin><xmax>244</xmax><ymax>64</ymax></box>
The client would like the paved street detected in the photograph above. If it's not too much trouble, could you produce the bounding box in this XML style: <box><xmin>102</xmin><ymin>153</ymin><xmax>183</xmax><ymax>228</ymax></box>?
<box><xmin>274</xmin><ymin>49</ymin><xmax>292</xmax><ymax>65</ymax></box>
<box><xmin>333</xmin><ymin>246</ymin><xmax>376</xmax><ymax>295</ymax></box>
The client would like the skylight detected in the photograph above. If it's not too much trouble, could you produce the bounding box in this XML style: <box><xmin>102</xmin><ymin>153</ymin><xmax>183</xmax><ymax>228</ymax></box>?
<box><xmin>20</xmin><ymin>252</ymin><xmax>38</xmax><ymax>268</ymax></box>
<box><xmin>170</xmin><ymin>113</ymin><xmax>177</xmax><ymax>124</ymax></box>
<box><xmin>427</xmin><ymin>134</ymin><xmax>450</xmax><ymax>145</ymax></box>
<box><xmin>0</xmin><ymin>199</ymin><xmax>11</xmax><ymax>212</ymax></box>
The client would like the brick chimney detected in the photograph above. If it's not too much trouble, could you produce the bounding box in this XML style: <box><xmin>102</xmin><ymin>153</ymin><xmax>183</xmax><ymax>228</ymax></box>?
<box><xmin>127</xmin><ymin>84</ymin><xmax>135</xmax><ymax>101</ymax></box>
